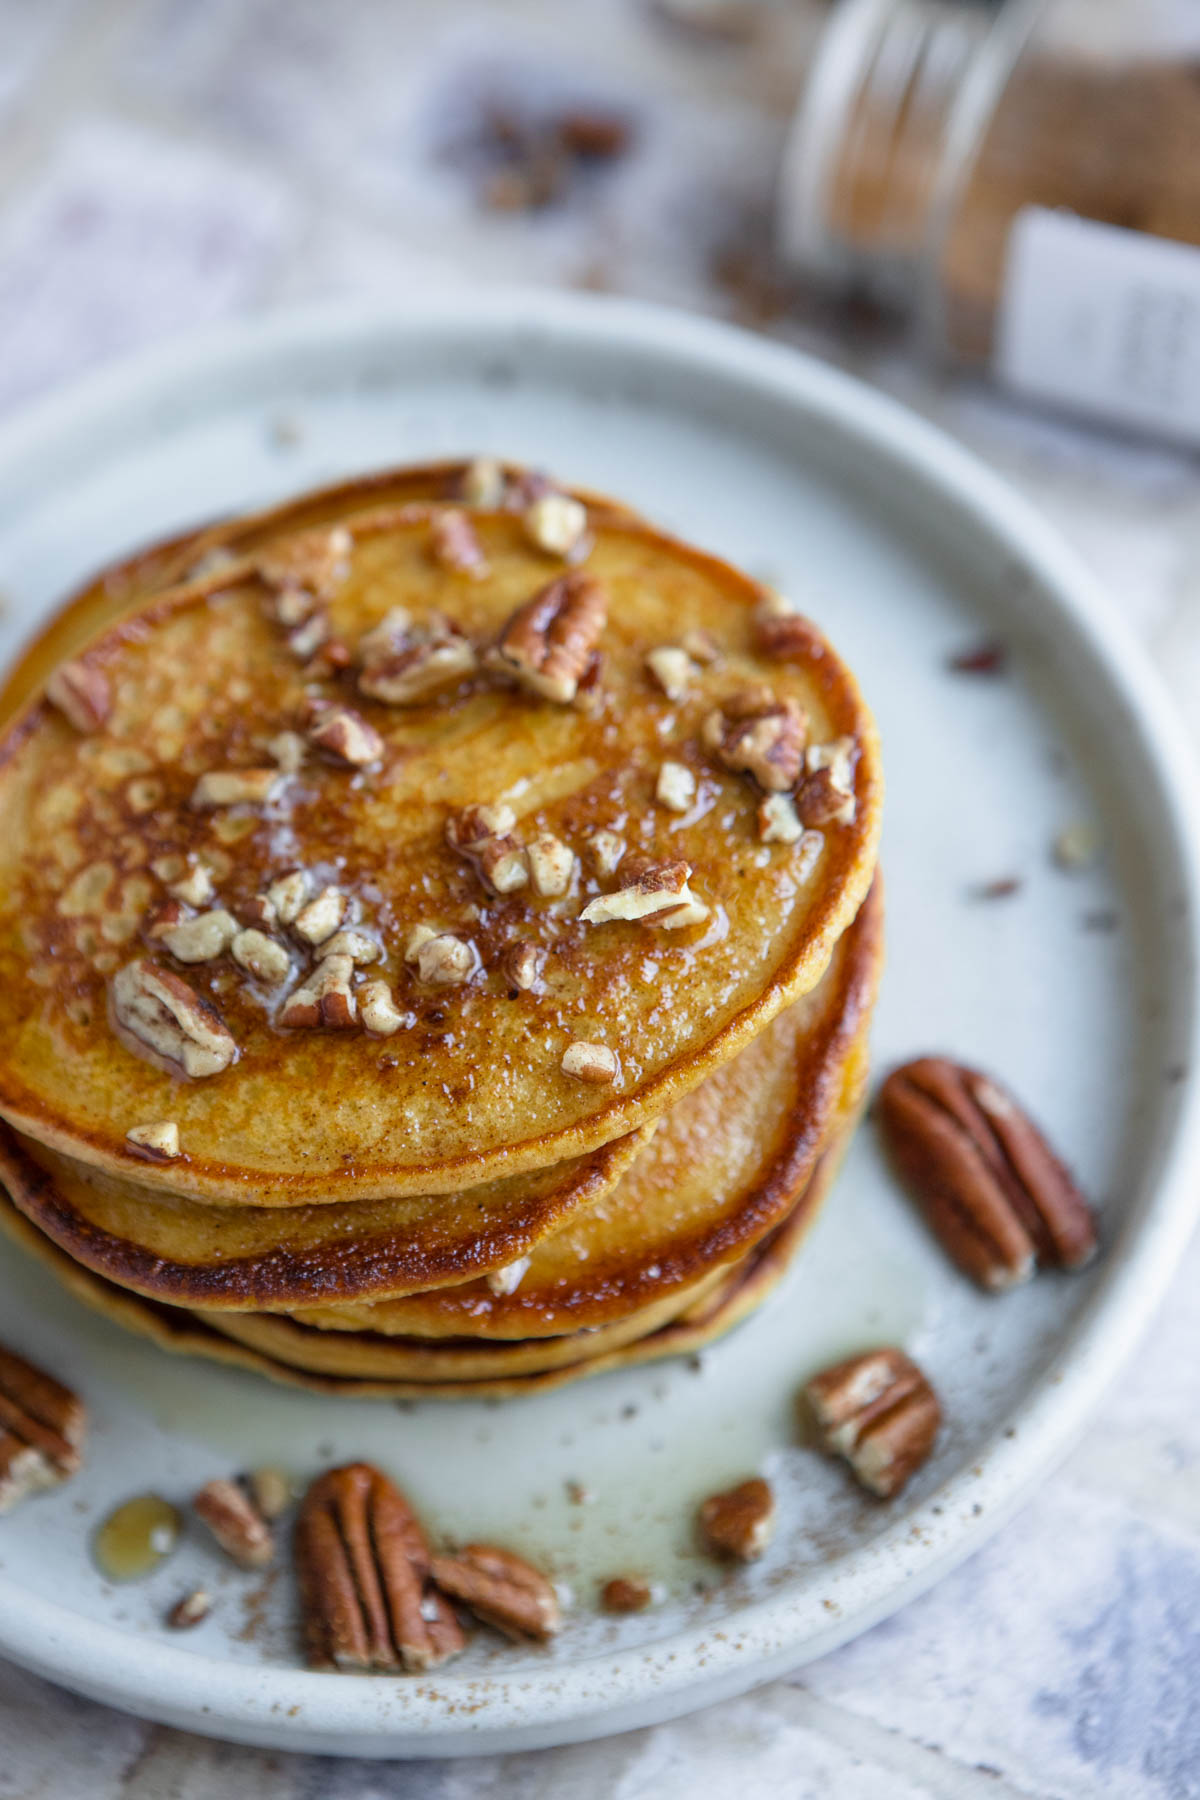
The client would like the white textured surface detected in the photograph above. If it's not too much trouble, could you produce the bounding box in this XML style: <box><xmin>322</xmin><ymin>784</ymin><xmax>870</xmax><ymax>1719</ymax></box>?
<box><xmin>0</xmin><ymin>2</ymin><xmax>1198</xmax><ymax>1794</ymax></box>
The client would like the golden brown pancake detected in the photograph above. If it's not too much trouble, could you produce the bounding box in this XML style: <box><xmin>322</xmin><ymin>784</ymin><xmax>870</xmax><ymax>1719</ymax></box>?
<box><xmin>0</xmin><ymin>882</ymin><xmax>879</xmax><ymax>1315</ymax></box>
<box><xmin>0</xmin><ymin>487</ymin><xmax>881</xmax><ymax>1202</ymax></box>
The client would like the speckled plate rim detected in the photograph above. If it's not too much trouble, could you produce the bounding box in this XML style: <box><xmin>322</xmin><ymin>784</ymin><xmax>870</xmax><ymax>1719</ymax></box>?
<box><xmin>1</xmin><ymin>291</ymin><xmax>1199</xmax><ymax>1757</ymax></box>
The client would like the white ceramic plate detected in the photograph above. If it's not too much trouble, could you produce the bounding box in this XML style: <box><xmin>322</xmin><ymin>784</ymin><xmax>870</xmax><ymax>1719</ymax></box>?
<box><xmin>0</xmin><ymin>294</ymin><xmax>1198</xmax><ymax>1758</ymax></box>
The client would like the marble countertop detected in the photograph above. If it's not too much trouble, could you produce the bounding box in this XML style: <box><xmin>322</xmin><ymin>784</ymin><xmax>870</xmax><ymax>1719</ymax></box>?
<box><xmin>1</xmin><ymin>2</ymin><xmax>1198</xmax><ymax>1796</ymax></box>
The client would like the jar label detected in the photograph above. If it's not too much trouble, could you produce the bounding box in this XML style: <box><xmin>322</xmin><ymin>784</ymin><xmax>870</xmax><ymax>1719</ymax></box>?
<box><xmin>996</xmin><ymin>207</ymin><xmax>1200</xmax><ymax>446</ymax></box>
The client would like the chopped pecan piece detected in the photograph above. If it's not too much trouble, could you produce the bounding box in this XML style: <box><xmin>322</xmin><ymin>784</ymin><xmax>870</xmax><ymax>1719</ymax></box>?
<box><xmin>459</xmin><ymin>456</ymin><xmax>506</xmax><ymax>508</ymax></box>
<box><xmin>486</xmin><ymin>572</ymin><xmax>607</xmax><ymax>705</ymax></box>
<box><xmin>231</xmin><ymin>927</ymin><xmax>291</xmax><ymax>985</ymax></box>
<box><xmin>45</xmin><ymin>660</ymin><xmax>111</xmax><ymax>733</ymax></box>
<box><xmin>523</xmin><ymin>492</ymin><xmax>589</xmax><ymax>560</ymax></box>
<box><xmin>292</xmin><ymin>886</ymin><xmax>347</xmax><ymax>946</ymax></box>
<box><xmin>803</xmin><ymin>1348</ymin><xmax>941</xmax><ymax>1499</ymax></box>
<box><xmin>503</xmin><ymin>940</ymin><xmax>545</xmax><ymax>991</ymax></box>
<box><xmin>680</xmin><ymin>625</ymin><xmax>721</xmax><ymax>666</ymax></box>
<box><xmin>190</xmin><ymin>768</ymin><xmax>281</xmax><ymax>810</ymax></box>
<box><xmin>257</xmin><ymin>525</ymin><xmax>351</xmax><ymax>607</ymax></box>
<box><xmin>645</xmin><ymin>645</ymin><xmax>696</xmax><ymax>701</ymax></box>
<box><xmin>111</xmin><ymin>960</ymin><xmax>238</xmax><ymax>1078</ymax></box>
<box><xmin>316</xmin><ymin>929</ymin><xmax>379</xmax><ymax>966</ymax></box>
<box><xmin>266</xmin><ymin>869</ymin><xmax>310</xmax><ymax>926</ymax></box>
<box><xmin>430</xmin><ymin>1544</ymin><xmax>561</xmax><ymax>1643</ymax></box>
<box><xmin>485</xmin><ymin>1255</ymin><xmax>530</xmax><ymax>1297</ymax></box>
<box><xmin>703</xmin><ymin>690</ymin><xmax>806</xmax><ymax>792</ymax></box>
<box><xmin>584</xmin><ymin>828</ymin><xmax>625</xmax><ymax>877</ymax></box>
<box><xmin>753</xmin><ymin>591</ymin><xmax>819</xmax><ymax>661</ymax></box>
<box><xmin>287</xmin><ymin>612</ymin><xmax>331</xmax><ymax>662</ymax></box>
<box><xmin>359</xmin><ymin>979</ymin><xmax>406</xmax><ymax>1036</ymax></box>
<box><xmin>411</xmin><ymin>932</ymin><xmax>476</xmax><ymax>987</ymax></box>
<box><xmin>431</xmin><ymin>508</ymin><xmax>489</xmax><ymax>577</ymax></box>
<box><xmin>266</xmin><ymin>729</ymin><xmax>307</xmax><ymax>773</ymax></box>
<box><xmin>297</xmin><ymin>1463</ymin><xmax>465</xmax><ymax>1672</ymax></box>
<box><xmin>562</xmin><ymin>1040</ymin><xmax>619</xmax><ymax>1084</ymax></box>
<box><xmin>247</xmin><ymin>1467</ymin><xmax>292</xmax><ymax>1521</ymax></box>
<box><xmin>166</xmin><ymin>1588</ymin><xmax>212</xmax><ymax>1630</ymax></box>
<box><xmin>159</xmin><ymin>908</ymin><xmax>239</xmax><ymax>963</ymax></box>
<box><xmin>0</xmin><ymin>1343</ymin><xmax>86</xmax><ymax>1515</ymax></box>
<box><xmin>166</xmin><ymin>861</ymin><xmax>215</xmax><ymax>907</ymax></box>
<box><xmin>526</xmin><ymin>833</ymin><xmax>575</xmax><ymax>897</ymax></box>
<box><xmin>697</xmin><ymin>1477</ymin><xmax>775</xmax><ymax>1561</ymax></box>
<box><xmin>876</xmin><ymin>1058</ymin><xmax>1097</xmax><ymax>1290</ymax></box>
<box><xmin>279</xmin><ymin>954</ymin><xmax>357</xmax><ymax>1028</ymax></box>
<box><xmin>758</xmin><ymin>792</ymin><xmax>803</xmax><ymax>844</ymax></box>
<box><xmin>307</xmin><ymin>705</ymin><xmax>384</xmax><ymax>768</ymax></box>
<box><xmin>194</xmin><ymin>1478</ymin><xmax>275</xmax><ymax>1570</ymax></box>
<box><xmin>446</xmin><ymin>803</ymin><xmax>517</xmax><ymax>850</ymax></box>
<box><xmin>795</xmin><ymin>738</ymin><xmax>857</xmax><ymax>826</ymax></box>
<box><xmin>656</xmin><ymin>760</ymin><xmax>696</xmax><ymax>813</ymax></box>
<box><xmin>476</xmin><ymin>836</ymin><xmax>530</xmax><ymax>895</ymax></box>
<box><xmin>358</xmin><ymin>611</ymin><xmax>478</xmax><ymax>706</ymax></box>
<box><xmin>125</xmin><ymin>1120</ymin><xmax>181</xmax><ymax>1161</ymax></box>
<box><xmin>600</xmin><ymin>1576</ymin><xmax>652</xmax><ymax>1613</ymax></box>
<box><xmin>580</xmin><ymin>858</ymin><xmax>708</xmax><ymax>929</ymax></box>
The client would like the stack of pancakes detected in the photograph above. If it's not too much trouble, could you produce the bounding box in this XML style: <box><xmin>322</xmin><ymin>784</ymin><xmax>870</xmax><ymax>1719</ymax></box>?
<box><xmin>0</xmin><ymin>462</ymin><xmax>882</xmax><ymax>1399</ymax></box>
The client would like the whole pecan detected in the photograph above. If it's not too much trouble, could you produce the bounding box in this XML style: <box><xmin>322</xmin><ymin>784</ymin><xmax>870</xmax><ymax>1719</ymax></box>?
<box><xmin>0</xmin><ymin>1342</ymin><xmax>86</xmax><ymax>1514</ymax></box>
<box><xmin>111</xmin><ymin>960</ymin><xmax>238</xmax><ymax>1078</ymax></box>
<box><xmin>485</xmin><ymin>572</ymin><xmax>607</xmax><ymax>704</ymax></box>
<box><xmin>804</xmin><ymin>1347</ymin><xmax>940</xmax><ymax>1499</ymax></box>
<box><xmin>296</xmin><ymin>1464</ymin><xmax>465</xmax><ymax>1673</ymax></box>
<box><xmin>877</xmin><ymin>1057</ymin><xmax>1097</xmax><ymax>1291</ymax></box>
<box><xmin>430</xmin><ymin>1544</ymin><xmax>561</xmax><ymax>1643</ymax></box>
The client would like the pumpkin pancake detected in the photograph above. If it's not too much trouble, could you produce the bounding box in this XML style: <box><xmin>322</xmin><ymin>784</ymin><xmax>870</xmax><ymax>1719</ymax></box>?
<box><xmin>0</xmin><ymin>881</ymin><xmax>878</xmax><ymax>1314</ymax></box>
<box><xmin>0</xmin><ymin>1126</ymin><xmax>846</xmax><ymax>1401</ymax></box>
<box><xmin>0</xmin><ymin>480</ymin><xmax>881</xmax><ymax>1203</ymax></box>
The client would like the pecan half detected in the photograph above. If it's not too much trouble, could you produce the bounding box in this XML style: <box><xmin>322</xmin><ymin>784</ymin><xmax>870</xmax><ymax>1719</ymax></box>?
<box><xmin>0</xmin><ymin>1343</ymin><xmax>86</xmax><ymax>1514</ymax></box>
<box><xmin>803</xmin><ymin>1347</ymin><xmax>941</xmax><ymax>1499</ymax></box>
<box><xmin>697</xmin><ymin>1477</ymin><xmax>775</xmax><ymax>1561</ymax></box>
<box><xmin>580</xmin><ymin>857</ymin><xmax>708</xmax><ymax>929</ymax></box>
<box><xmin>111</xmin><ymin>960</ymin><xmax>238</xmax><ymax>1078</ymax></box>
<box><xmin>358</xmin><ymin>612</ymin><xmax>478</xmax><ymax>706</ymax></box>
<box><xmin>876</xmin><ymin>1057</ymin><xmax>1097</xmax><ymax>1291</ymax></box>
<box><xmin>46</xmin><ymin>660</ymin><xmax>111</xmax><ymax>733</ymax></box>
<box><xmin>485</xmin><ymin>572</ymin><xmax>607</xmax><ymax>704</ymax></box>
<box><xmin>430</xmin><ymin>1544</ymin><xmax>561</xmax><ymax>1643</ymax></box>
<box><xmin>297</xmin><ymin>1464</ymin><xmax>465</xmax><ymax>1672</ymax></box>
<box><xmin>702</xmin><ymin>690</ymin><xmax>806</xmax><ymax>791</ymax></box>
<box><xmin>431</xmin><ymin>508</ymin><xmax>489</xmax><ymax>577</ymax></box>
<box><xmin>194</xmin><ymin>1478</ymin><xmax>275</xmax><ymax>1570</ymax></box>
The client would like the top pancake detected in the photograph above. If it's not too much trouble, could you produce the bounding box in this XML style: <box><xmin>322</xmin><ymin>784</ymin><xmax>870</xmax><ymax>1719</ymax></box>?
<box><xmin>0</xmin><ymin>475</ymin><xmax>881</xmax><ymax>1202</ymax></box>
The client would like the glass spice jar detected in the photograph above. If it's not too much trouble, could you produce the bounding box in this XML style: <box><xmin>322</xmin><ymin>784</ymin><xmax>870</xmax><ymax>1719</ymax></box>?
<box><xmin>777</xmin><ymin>0</ymin><xmax>1200</xmax><ymax>445</ymax></box>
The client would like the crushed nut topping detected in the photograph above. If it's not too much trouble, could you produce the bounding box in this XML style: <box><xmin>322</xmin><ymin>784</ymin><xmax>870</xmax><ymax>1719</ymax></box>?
<box><xmin>297</xmin><ymin>1464</ymin><xmax>465</xmax><ymax>1673</ymax></box>
<box><xmin>485</xmin><ymin>572</ymin><xmax>607</xmax><ymax>705</ymax></box>
<box><xmin>561</xmin><ymin>1040</ymin><xmax>619</xmax><ymax>1084</ymax></box>
<box><xmin>166</xmin><ymin>1588</ymin><xmax>212</xmax><ymax>1630</ymax></box>
<box><xmin>358</xmin><ymin>610</ymin><xmax>478</xmax><ymax>706</ymax></box>
<box><xmin>475</xmin><ymin>836</ymin><xmax>530</xmax><ymax>895</ymax></box>
<box><xmin>485</xmin><ymin>1255</ymin><xmax>531</xmax><ymax>1297</ymax></box>
<box><xmin>231</xmin><ymin>928</ymin><xmax>292</xmax><ymax>986</ymax></box>
<box><xmin>656</xmin><ymin>760</ymin><xmax>696</xmax><ymax>813</ymax></box>
<box><xmin>158</xmin><ymin>908</ymin><xmax>239</xmax><ymax>964</ymax></box>
<box><xmin>503</xmin><ymin>940</ymin><xmax>545</xmax><ymax>991</ymax></box>
<box><xmin>193</xmin><ymin>1478</ymin><xmax>275</xmax><ymax>1570</ymax></box>
<box><xmin>125</xmin><ymin>1120</ymin><xmax>181</xmax><ymax>1160</ymax></box>
<box><xmin>526</xmin><ymin>833</ymin><xmax>575</xmax><ymax>897</ymax></box>
<box><xmin>266</xmin><ymin>870</ymin><xmax>310</xmax><ymax>926</ymax></box>
<box><xmin>287</xmin><ymin>612</ymin><xmax>331</xmax><ymax>662</ymax></box>
<box><xmin>111</xmin><ymin>960</ymin><xmax>238</xmax><ymax>1078</ymax></box>
<box><xmin>45</xmin><ymin>660</ymin><xmax>111</xmax><ymax>734</ymax></box>
<box><xmin>794</xmin><ymin>737</ymin><xmax>857</xmax><ymax>826</ymax></box>
<box><xmin>279</xmin><ymin>954</ymin><xmax>357</xmax><ymax>1029</ymax></box>
<box><xmin>702</xmin><ymin>690</ymin><xmax>806</xmax><ymax>792</ymax></box>
<box><xmin>585</xmin><ymin>829</ymin><xmax>625</xmax><ymax>877</ymax></box>
<box><xmin>803</xmin><ymin>1348</ymin><xmax>941</xmax><ymax>1499</ymax></box>
<box><xmin>247</xmin><ymin>1467</ymin><xmax>292</xmax><ymax>1522</ymax></box>
<box><xmin>446</xmin><ymin>803</ymin><xmax>518</xmax><ymax>850</ymax></box>
<box><xmin>404</xmin><ymin>923</ymin><xmax>438</xmax><ymax>961</ymax></box>
<box><xmin>459</xmin><ymin>456</ymin><xmax>506</xmax><ymax>508</ymax></box>
<box><xmin>0</xmin><ymin>1344</ymin><xmax>86</xmax><ymax>1515</ymax></box>
<box><xmin>292</xmin><ymin>886</ymin><xmax>347</xmax><ymax>946</ymax></box>
<box><xmin>698</xmin><ymin>1477</ymin><xmax>776</xmax><ymax>1561</ymax></box>
<box><xmin>754</xmin><ymin>590</ymin><xmax>818</xmax><ymax>661</ymax></box>
<box><xmin>359</xmin><ymin>979</ymin><xmax>406</xmax><ymax>1036</ymax></box>
<box><xmin>266</xmin><ymin>729</ymin><xmax>306</xmax><ymax>774</ymax></box>
<box><xmin>645</xmin><ymin>645</ymin><xmax>696</xmax><ymax>701</ymax></box>
<box><xmin>680</xmin><ymin>626</ymin><xmax>721</xmax><ymax>666</ymax></box>
<box><xmin>315</xmin><ymin>929</ymin><xmax>379</xmax><ymax>966</ymax></box>
<box><xmin>306</xmin><ymin>705</ymin><xmax>384</xmax><ymax>768</ymax></box>
<box><xmin>523</xmin><ymin>492</ymin><xmax>589</xmax><ymax>560</ymax></box>
<box><xmin>580</xmin><ymin>858</ymin><xmax>708</xmax><ymax>930</ymax></box>
<box><xmin>411</xmin><ymin>932</ymin><xmax>476</xmax><ymax>987</ymax></box>
<box><xmin>166</xmin><ymin>861</ymin><xmax>215</xmax><ymax>908</ymax></box>
<box><xmin>758</xmin><ymin>791</ymin><xmax>804</xmax><ymax>844</ymax></box>
<box><xmin>257</xmin><ymin>525</ymin><xmax>352</xmax><ymax>608</ymax></box>
<box><xmin>431</xmin><ymin>507</ymin><xmax>489</xmax><ymax>577</ymax></box>
<box><xmin>190</xmin><ymin>769</ymin><xmax>281</xmax><ymax>810</ymax></box>
<box><xmin>600</xmin><ymin>1576</ymin><xmax>652</xmax><ymax>1614</ymax></box>
<box><xmin>430</xmin><ymin>1544</ymin><xmax>561</xmax><ymax>1643</ymax></box>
